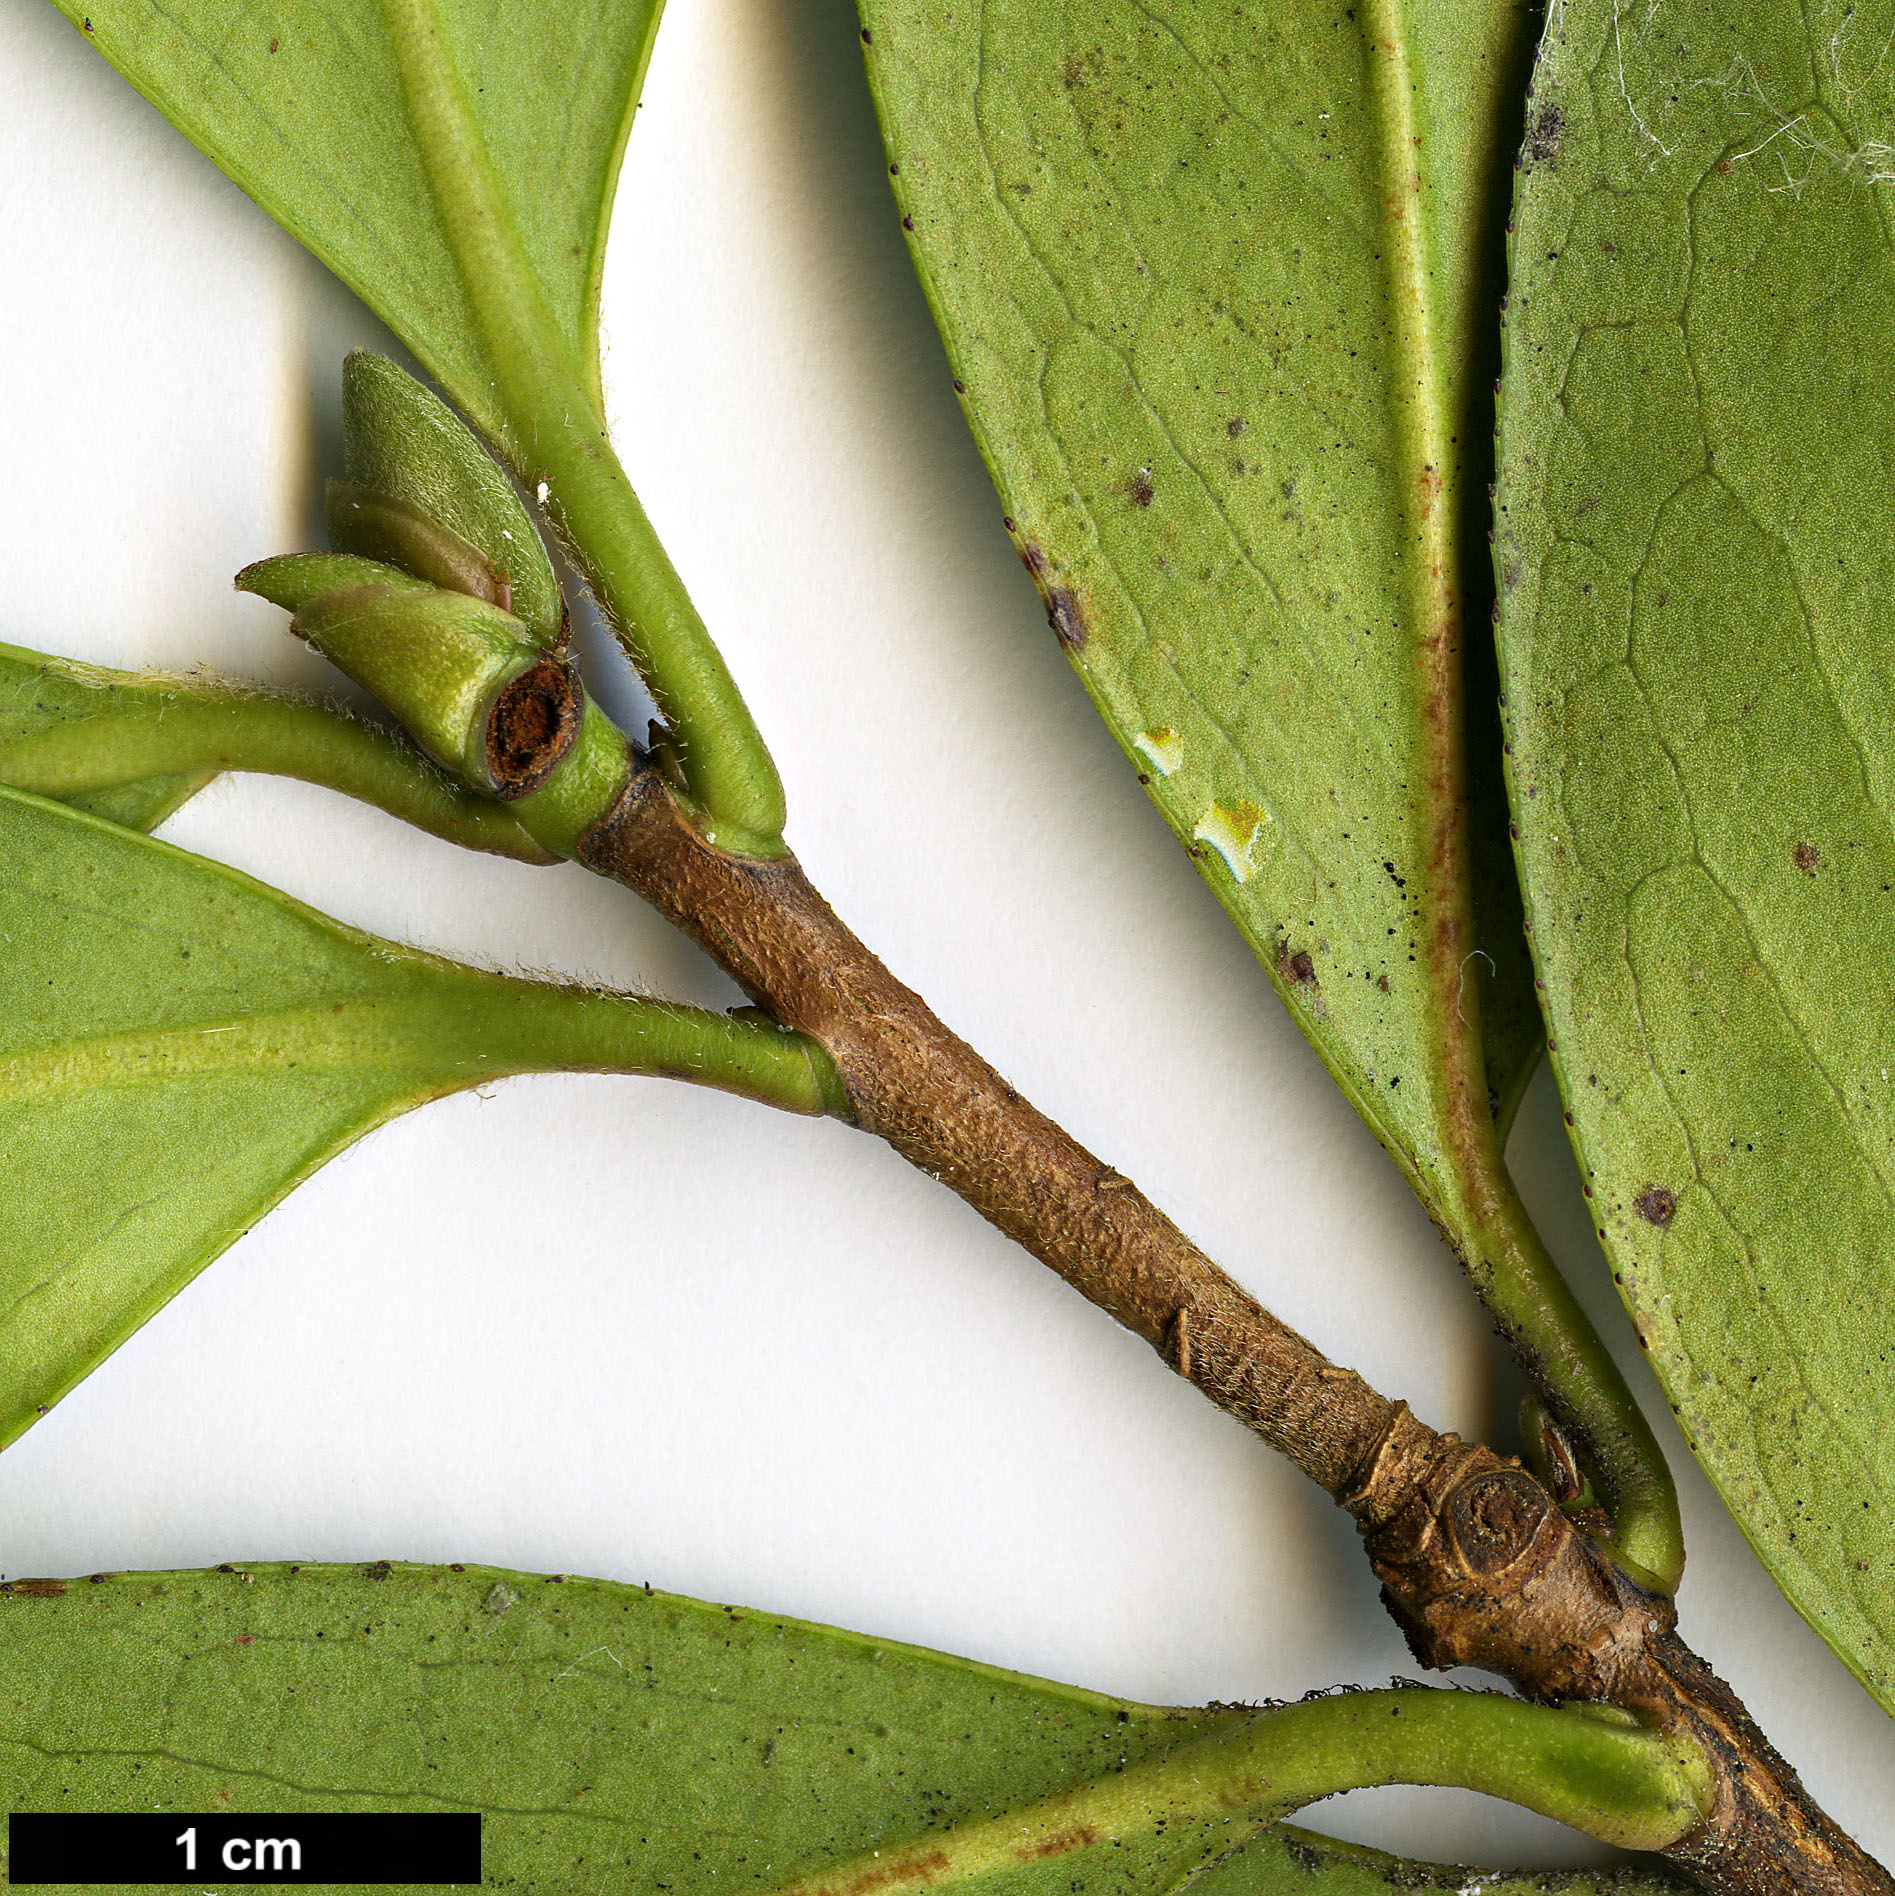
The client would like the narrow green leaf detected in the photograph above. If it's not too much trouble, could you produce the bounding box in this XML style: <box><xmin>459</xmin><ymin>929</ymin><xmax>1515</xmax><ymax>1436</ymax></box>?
<box><xmin>1495</xmin><ymin>0</ymin><xmax>1895</xmax><ymax>1708</ymax></box>
<box><xmin>0</xmin><ymin>1561</ymin><xmax>1701</xmax><ymax>1894</ymax></box>
<box><xmin>856</xmin><ymin>0</ymin><xmax>1681</xmax><ymax>1575</ymax></box>
<box><xmin>0</xmin><ymin>787</ymin><xmax>839</xmax><ymax>1450</ymax></box>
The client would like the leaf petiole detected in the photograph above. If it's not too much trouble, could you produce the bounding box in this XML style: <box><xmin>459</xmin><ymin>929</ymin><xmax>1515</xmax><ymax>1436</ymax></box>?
<box><xmin>0</xmin><ymin>642</ymin><xmax>549</xmax><ymax>860</ymax></box>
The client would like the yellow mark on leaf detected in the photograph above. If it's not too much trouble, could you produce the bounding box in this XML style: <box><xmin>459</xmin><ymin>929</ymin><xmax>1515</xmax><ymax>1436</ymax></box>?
<box><xmin>1134</xmin><ymin>728</ymin><xmax>1184</xmax><ymax>776</ymax></box>
<box><xmin>1193</xmin><ymin>798</ymin><xmax>1269</xmax><ymax>882</ymax></box>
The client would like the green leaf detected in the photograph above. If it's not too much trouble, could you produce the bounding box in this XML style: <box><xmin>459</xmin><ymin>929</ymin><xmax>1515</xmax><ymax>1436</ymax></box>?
<box><xmin>53</xmin><ymin>772</ymin><xmax>209</xmax><ymax>835</ymax></box>
<box><xmin>0</xmin><ymin>643</ymin><xmax>211</xmax><ymax>833</ymax></box>
<box><xmin>856</xmin><ymin>0</ymin><xmax>1682</xmax><ymax>1574</ymax></box>
<box><xmin>52</xmin><ymin>0</ymin><xmax>652</xmax><ymax>436</ymax></box>
<box><xmin>857</xmin><ymin>0</ymin><xmax>1541</xmax><ymax>1139</ymax></box>
<box><xmin>0</xmin><ymin>786</ymin><xmax>838</xmax><ymax>1451</ymax></box>
<box><xmin>1495</xmin><ymin>0</ymin><xmax>1895</xmax><ymax>1708</ymax></box>
<box><xmin>0</xmin><ymin>1561</ymin><xmax>1701</xmax><ymax>1894</ymax></box>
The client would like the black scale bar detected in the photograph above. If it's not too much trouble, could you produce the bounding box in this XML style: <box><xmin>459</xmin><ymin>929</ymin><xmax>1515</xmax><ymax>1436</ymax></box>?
<box><xmin>7</xmin><ymin>1812</ymin><xmax>480</xmax><ymax>1885</ymax></box>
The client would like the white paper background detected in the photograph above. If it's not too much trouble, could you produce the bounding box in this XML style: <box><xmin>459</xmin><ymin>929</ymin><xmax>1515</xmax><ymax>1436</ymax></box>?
<box><xmin>0</xmin><ymin>0</ymin><xmax>1889</xmax><ymax>1872</ymax></box>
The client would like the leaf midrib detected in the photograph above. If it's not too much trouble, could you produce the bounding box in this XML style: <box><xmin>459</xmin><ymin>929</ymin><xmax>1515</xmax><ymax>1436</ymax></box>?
<box><xmin>1356</xmin><ymin>0</ymin><xmax>1487</xmax><ymax>1186</ymax></box>
<box><xmin>0</xmin><ymin>1002</ymin><xmax>491</xmax><ymax>1100</ymax></box>
<box><xmin>375</xmin><ymin>0</ymin><xmax>596</xmax><ymax>442</ymax></box>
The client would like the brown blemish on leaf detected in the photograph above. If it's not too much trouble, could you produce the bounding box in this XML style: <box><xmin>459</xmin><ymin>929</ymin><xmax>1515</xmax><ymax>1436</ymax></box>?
<box><xmin>1278</xmin><ymin>945</ymin><xmax>1318</xmax><ymax>986</ymax></box>
<box><xmin>1227</xmin><ymin>416</ymin><xmax>1246</xmax><ymax>438</ymax></box>
<box><xmin>1019</xmin><ymin>548</ymin><xmax>1089</xmax><ymax>649</ymax></box>
<box><xmin>1793</xmin><ymin>841</ymin><xmax>1821</xmax><ymax>872</ymax></box>
<box><xmin>1018</xmin><ymin>1824</ymin><xmax>1103</xmax><ymax>1860</ymax></box>
<box><xmin>1635</xmin><ymin>1185</ymin><xmax>1678</xmax><ymax>1227</ymax></box>
<box><xmin>486</xmin><ymin>656</ymin><xmax>582</xmax><ymax>799</ymax></box>
<box><xmin>820</xmin><ymin>1847</ymin><xmax>951</xmax><ymax>1895</ymax></box>
<box><xmin>1121</xmin><ymin>466</ymin><xmax>1155</xmax><ymax>508</ymax></box>
<box><xmin>1047</xmin><ymin>590</ymin><xmax>1086</xmax><ymax>649</ymax></box>
<box><xmin>2</xmin><ymin>1578</ymin><xmax>68</xmax><ymax>1597</ymax></box>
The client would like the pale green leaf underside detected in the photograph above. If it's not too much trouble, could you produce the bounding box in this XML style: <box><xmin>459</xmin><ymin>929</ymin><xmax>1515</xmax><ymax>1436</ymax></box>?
<box><xmin>0</xmin><ymin>786</ymin><xmax>531</xmax><ymax>1449</ymax></box>
<box><xmin>0</xmin><ymin>1561</ymin><xmax>1692</xmax><ymax>1895</ymax></box>
<box><xmin>0</xmin><ymin>786</ymin><xmax>769</xmax><ymax>1453</ymax></box>
<box><xmin>857</xmin><ymin>0</ymin><xmax>1544</xmax><ymax>1236</ymax></box>
<box><xmin>52</xmin><ymin>0</ymin><xmax>656</xmax><ymax>433</ymax></box>
<box><xmin>1496</xmin><ymin>0</ymin><xmax>1895</xmax><ymax>1711</ymax></box>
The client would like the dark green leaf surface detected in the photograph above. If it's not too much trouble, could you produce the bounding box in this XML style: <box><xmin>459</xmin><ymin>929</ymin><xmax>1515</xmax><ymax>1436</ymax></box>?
<box><xmin>856</xmin><ymin>0</ymin><xmax>1544</xmax><ymax>1226</ymax></box>
<box><xmin>0</xmin><ymin>1561</ymin><xmax>1695</xmax><ymax>1896</ymax></box>
<box><xmin>1496</xmin><ymin>0</ymin><xmax>1895</xmax><ymax>1710</ymax></box>
<box><xmin>50</xmin><ymin>0</ymin><xmax>654</xmax><ymax>437</ymax></box>
<box><xmin>0</xmin><ymin>786</ymin><xmax>830</xmax><ymax>1451</ymax></box>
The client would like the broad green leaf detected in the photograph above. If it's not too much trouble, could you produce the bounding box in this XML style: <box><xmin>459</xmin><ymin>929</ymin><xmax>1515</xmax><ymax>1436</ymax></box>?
<box><xmin>853</xmin><ymin>0</ymin><xmax>1692</xmax><ymax>1567</ymax></box>
<box><xmin>0</xmin><ymin>1560</ymin><xmax>1698</xmax><ymax>1894</ymax></box>
<box><xmin>0</xmin><ymin>786</ymin><xmax>834</xmax><ymax>1450</ymax></box>
<box><xmin>51</xmin><ymin>0</ymin><xmax>655</xmax><ymax>436</ymax></box>
<box><xmin>856</xmin><ymin>4</ymin><xmax>1542</xmax><ymax>1184</ymax></box>
<box><xmin>1494</xmin><ymin>0</ymin><xmax>1895</xmax><ymax>1708</ymax></box>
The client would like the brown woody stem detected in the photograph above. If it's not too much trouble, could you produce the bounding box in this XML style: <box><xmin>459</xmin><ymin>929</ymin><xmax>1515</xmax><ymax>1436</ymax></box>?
<box><xmin>576</xmin><ymin>767</ymin><xmax>1890</xmax><ymax>1896</ymax></box>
